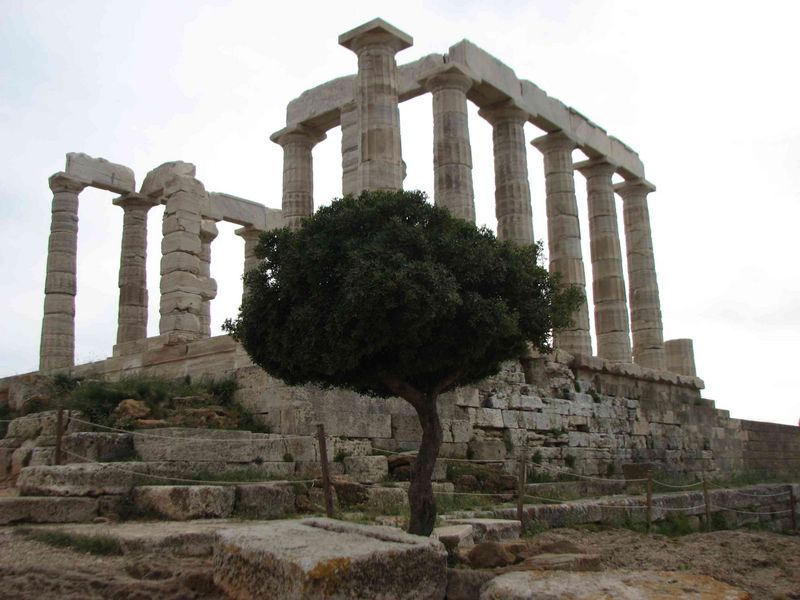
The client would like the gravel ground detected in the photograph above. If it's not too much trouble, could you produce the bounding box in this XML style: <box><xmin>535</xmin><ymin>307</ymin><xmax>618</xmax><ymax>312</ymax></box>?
<box><xmin>0</xmin><ymin>523</ymin><xmax>798</xmax><ymax>599</ymax></box>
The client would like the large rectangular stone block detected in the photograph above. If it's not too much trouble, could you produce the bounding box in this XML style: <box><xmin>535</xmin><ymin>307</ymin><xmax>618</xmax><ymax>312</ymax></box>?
<box><xmin>213</xmin><ymin>519</ymin><xmax>447</xmax><ymax>600</ymax></box>
<box><xmin>65</xmin><ymin>152</ymin><xmax>135</xmax><ymax>193</ymax></box>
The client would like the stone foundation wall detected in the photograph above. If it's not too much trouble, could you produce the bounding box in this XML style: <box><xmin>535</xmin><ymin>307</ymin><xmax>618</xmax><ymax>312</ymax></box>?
<box><xmin>1</xmin><ymin>335</ymin><xmax>798</xmax><ymax>482</ymax></box>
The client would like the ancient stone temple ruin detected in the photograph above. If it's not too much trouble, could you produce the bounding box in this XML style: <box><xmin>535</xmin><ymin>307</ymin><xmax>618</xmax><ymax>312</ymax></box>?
<box><xmin>4</xmin><ymin>18</ymin><xmax>799</xmax><ymax>481</ymax></box>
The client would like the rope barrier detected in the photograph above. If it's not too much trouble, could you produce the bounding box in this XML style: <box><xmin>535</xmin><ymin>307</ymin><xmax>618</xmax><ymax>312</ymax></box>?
<box><xmin>651</xmin><ymin>479</ymin><xmax>704</xmax><ymax>489</ymax></box>
<box><xmin>709</xmin><ymin>504</ymin><xmax>793</xmax><ymax>516</ymax></box>
<box><xmin>62</xmin><ymin>449</ymin><xmax>318</xmax><ymax>486</ymax></box>
<box><xmin>67</xmin><ymin>416</ymin><xmax>315</xmax><ymax>442</ymax></box>
<box><xmin>533</xmin><ymin>462</ymin><xmax>647</xmax><ymax>483</ymax></box>
<box><xmin>708</xmin><ymin>486</ymin><xmax>790</xmax><ymax>498</ymax></box>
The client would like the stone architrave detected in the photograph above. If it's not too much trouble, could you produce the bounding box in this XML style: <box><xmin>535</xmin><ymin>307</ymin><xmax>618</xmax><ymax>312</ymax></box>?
<box><xmin>340</xmin><ymin>101</ymin><xmax>360</xmax><ymax>196</ymax></box>
<box><xmin>157</xmin><ymin>171</ymin><xmax>216</xmax><ymax>340</ymax></box>
<box><xmin>199</xmin><ymin>218</ymin><xmax>219</xmax><ymax>337</ymax></box>
<box><xmin>40</xmin><ymin>173</ymin><xmax>86</xmax><ymax>370</ymax></box>
<box><xmin>420</xmin><ymin>63</ymin><xmax>479</xmax><ymax>222</ymax></box>
<box><xmin>532</xmin><ymin>131</ymin><xmax>592</xmax><ymax>356</ymax></box>
<box><xmin>270</xmin><ymin>125</ymin><xmax>326</xmax><ymax>230</ymax></box>
<box><xmin>112</xmin><ymin>193</ymin><xmax>159</xmax><ymax>345</ymax></box>
<box><xmin>339</xmin><ymin>18</ymin><xmax>413</xmax><ymax>192</ymax></box>
<box><xmin>615</xmin><ymin>178</ymin><xmax>666</xmax><ymax>370</ymax></box>
<box><xmin>575</xmin><ymin>158</ymin><xmax>632</xmax><ymax>363</ymax></box>
<box><xmin>665</xmin><ymin>338</ymin><xmax>697</xmax><ymax>376</ymax></box>
<box><xmin>479</xmin><ymin>101</ymin><xmax>534</xmax><ymax>245</ymax></box>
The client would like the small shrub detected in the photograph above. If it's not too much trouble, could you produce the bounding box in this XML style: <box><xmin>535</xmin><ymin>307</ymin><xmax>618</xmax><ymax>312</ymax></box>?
<box><xmin>283</xmin><ymin>452</ymin><xmax>294</xmax><ymax>463</ymax></box>
<box><xmin>564</xmin><ymin>454</ymin><xmax>576</xmax><ymax>469</ymax></box>
<box><xmin>588</xmin><ymin>389</ymin><xmax>601</xmax><ymax>403</ymax></box>
<box><xmin>531</xmin><ymin>450</ymin><xmax>543</xmax><ymax>465</ymax></box>
<box><xmin>605</xmin><ymin>462</ymin><xmax>617</xmax><ymax>477</ymax></box>
<box><xmin>334</xmin><ymin>449</ymin><xmax>351</xmax><ymax>463</ymax></box>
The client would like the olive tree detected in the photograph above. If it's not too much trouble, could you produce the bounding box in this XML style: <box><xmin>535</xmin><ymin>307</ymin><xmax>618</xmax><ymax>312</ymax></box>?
<box><xmin>224</xmin><ymin>190</ymin><xmax>581</xmax><ymax>535</ymax></box>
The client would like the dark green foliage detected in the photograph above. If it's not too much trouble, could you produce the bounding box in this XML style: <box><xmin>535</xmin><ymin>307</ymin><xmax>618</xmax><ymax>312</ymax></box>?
<box><xmin>564</xmin><ymin>454</ymin><xmax>577</xmax><ymax>469</ymax></box>
<box><xmin>224</xmin><ymin>190</ymin><xmax>582</xmax><ymax>399</ymax></box>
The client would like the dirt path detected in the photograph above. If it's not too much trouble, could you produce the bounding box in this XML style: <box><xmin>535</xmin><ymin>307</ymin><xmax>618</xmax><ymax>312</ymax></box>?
<box><xmin>537</xmin><ymin>527</ymin><xmax>800</xmax><ymax>599</ymax></box>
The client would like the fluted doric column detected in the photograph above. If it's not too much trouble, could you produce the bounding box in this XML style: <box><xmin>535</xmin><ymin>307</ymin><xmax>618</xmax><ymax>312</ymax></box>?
<box><xmin>532</xmin><ymin>132</ymin><xmax>591</xmax><ymax>356</ymax></box>
<box><xmin>159</xmin><ymin>175</ymin><xmax>215</xmax><ymax>340</ymax></box>
<box><xmin>271</xmin><ymin>124</ymin><xmax>326</xmax><ymax>230</ymax></box>
<box><xmin>113</xmin><ymin>193</ymin><xmax>158</xmax><ymax>344</ymax></box>
<box><xmin>199</xmin><ymin>218</ymin><xmax>219</xmax><ymax>337</ymax></box>
<box><xmin>340</xmin><ymin>102</ymin><xmax>360</xmax><ymax>196</ymax></box>
<box><xmin>40</xmin><ymin>173</ymin><xmax>85</xmax><ymax>370</ymax></box>
<box><xmin>235</xmin><ymin>225</ymin><xmax>263</xmax><ymax>284</ymax></box>
<box><xmin>575</xmin><ymin>159</ymin><xmax>631</xmax><ymax>362</ymax></box>
<box><xmin>420</xmin><ymin>63</ymin><xmax>478</xmax><ymax>222</ymax></box>
<box><xmin>339</xmin><ymin>18</ymin><xmax>412</xmax><ymax>192</ymax></box>
<box><xmin>615</xmin><ymin>179</ymin><xmax>666</xmax><ymax>370</ymax></box>
<box><xmin>479</xmin><ymin>101</ymin><xmax>534</xmax><ymax>245</ymax></box>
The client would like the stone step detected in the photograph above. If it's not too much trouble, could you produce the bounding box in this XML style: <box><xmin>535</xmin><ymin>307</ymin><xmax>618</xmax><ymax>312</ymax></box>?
<box><xmin>0</xmin><ymin>496</ymin><xmax>101</xmax><ymax>525</ymax></box>
<box><xmin>132</xmin><ymin>427</ymin><xmax>371</xmax><ymax>464</ymax></box>
<box><xmin>443</xmin><ymin>518</ymin><xmax>521</xmax><ymax>542</ymax></box>
<box><xmin>17</xmin><ymin>461</ymin><xmax>298</xmax><ymax>496</ymax></box>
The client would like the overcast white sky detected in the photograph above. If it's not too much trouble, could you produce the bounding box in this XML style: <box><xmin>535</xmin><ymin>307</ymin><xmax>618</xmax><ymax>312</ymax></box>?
<box><xmin>1</xmin><ymin>0</ymin><xmax>798</xmax><ymax>425</ymax></box>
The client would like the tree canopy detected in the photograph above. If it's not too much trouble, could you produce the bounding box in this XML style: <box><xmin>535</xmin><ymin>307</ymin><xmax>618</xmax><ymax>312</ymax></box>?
<box><xmin>225</xmin><ymin>190</ymin><xmax>580</xmax><ymax>402</ymax></box>
<box><xmin>224</xmin><ymin>189</ymin><xmax>582</xmax><ymax>535</ymax></box>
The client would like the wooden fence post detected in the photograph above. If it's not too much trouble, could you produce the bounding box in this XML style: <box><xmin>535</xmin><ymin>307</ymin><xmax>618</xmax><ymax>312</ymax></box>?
<box><xmin>316</xmin><ymin>423</ymin><xmax>335</xmax><ymax>518</ymax></box>
<box><xmin>516</xmin><ymin>442</ymin><xmax>527</xmax><ymax>526</ymax></box>
<box><xmin>646</xmin><ymin>470</ymin><xmax>653</xmax><ymax>534</ymax></box>
<box><xmin>789</xmin><ymin>485</ymin><xmax>797</xmax><ymax>532</ymax></box>
<box><xmin>54</xmin><ymin>408</ymin><xmax>64</xmax><ymax>466</ymax></box>
<box><xmin>702</xmin><ymin>470</ymin><xmax>711</xmax><ymax>532</ymax></box>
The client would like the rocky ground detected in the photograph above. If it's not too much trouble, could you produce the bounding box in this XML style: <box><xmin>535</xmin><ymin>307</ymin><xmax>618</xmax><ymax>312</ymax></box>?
<box><xmin>0</xmin><ymin>523</ymin><xmax>798</xmax><ymax>599</ymax></box>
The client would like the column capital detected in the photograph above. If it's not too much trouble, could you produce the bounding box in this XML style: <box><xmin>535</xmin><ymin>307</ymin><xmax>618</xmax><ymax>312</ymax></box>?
<box><xmin>270</xmin><ymin>124</ymin><xmax>326</xmax><ymax>148</ymax></box>
<box><xmin>339</xmin><ymin>18</ymin><xmax>413</xmax><ymax>54</ymax></box>
<box><xmin>574</xmin><ymin>157</ymin><xmax>617</xmax><ymax>178</ymax></box>
<box><xmin>48</xmin><ymin>172</ymin><xmax>86</xmax><ymax>194</ymax></box>
<box><xmin>200</xmin><ymin>218</ymin><xmax>219</xmax><ymax>243</ymax></box>
<box><xmin>614</xmin><ymin>178</ymin><xmax>656</xmax><ymax>198</ymax></box>
<box><xmin>112</xmin><ymin>192</ymin><xmax>160</xmax><ymax>211</ymax></box>
<box><xmin>235</xmin><ymin>224</ymin><xmax>265</xmax><ymax>242</ymax></box>
<box><xmin>478</xmin><ymin>100</ymin><xmax>529</xmax><ymax>126</ymax></box>
<box><xmin>418</xmin><ymin>63</ymin><xmax>479</xmax><ymax>93</ymax></box>
<box><xmin>531</xmin><ymin>130</ymin><xmax>577</xmax><ymax>154</ymax></box>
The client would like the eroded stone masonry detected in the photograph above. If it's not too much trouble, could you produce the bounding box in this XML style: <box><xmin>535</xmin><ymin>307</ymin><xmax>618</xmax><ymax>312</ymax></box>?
<box><xmin>4</xmin><ymin>18</ymin><xmax>798</xmax><ymax>480</ymax></box>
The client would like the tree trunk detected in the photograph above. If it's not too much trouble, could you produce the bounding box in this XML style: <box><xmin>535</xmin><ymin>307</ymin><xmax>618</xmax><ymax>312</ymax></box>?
<box><xmin>407</xmin><ymin>393</ymin><xmax>443</xmax><ymax>536</ymax></box>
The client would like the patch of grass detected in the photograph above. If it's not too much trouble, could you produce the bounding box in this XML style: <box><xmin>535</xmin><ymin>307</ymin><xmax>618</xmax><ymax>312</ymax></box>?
<box><xmin>436</xmin><ymin>492</ymin><xmax>505</xmax><ymax>514</ymax></box>
<box><xmin>334</xmin><ymin>449</ymin><xmax>351</xmax><ymax>463</ymax></box>
<box><xmin>18</xmin><ymin>528</ymin><xmax>123</xmax><ymax>555</ymax></box>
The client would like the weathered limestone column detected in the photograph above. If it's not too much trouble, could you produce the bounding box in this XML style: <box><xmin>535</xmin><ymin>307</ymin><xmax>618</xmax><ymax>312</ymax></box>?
<box><xmin>575</xmin><ymin>159</ymin><xmax>631</xmax><ymax>362</ymax></box>
<box><xmin>479</xmin><ymin>101</ymin><xmax>534</xmax><ymax>245</ymax></box>
<box><xmin>235</xmin><ymin>225</ymin><xmax>263</xmax><ymax>278</ymax></box>
<box><xmin>113</xmin><ymin>193</ymin><xmax>159</xmax><ymax>344</ymax></box>
<box><xmin>339</xmin><ymin>18</ymin><xmax>412</xmax><ymax>192</ymax></box>
<box><xmin>532</xmin><ymin>132</ymin><xmax>591</xmax><ymax>356</ymax></box>
<box><xmin>420</xmin><ymin>64</ymin><xmax>478</xmax><ymax>222</ymax></box>
<box><xmin>616</xmin><ymin>179</ymin><xmax>666</xmax><ymax>370</ymax></box>
<box><xmin>158</xmin><ymin>175</ymin><xmax>213</xmax><ymax>340</ymax></box>
<box><xmin>198</xmin><ymin>218</ymin><xmax>219</xmax><ymax>337</ymax></box>
<box><xmin>340</xmin><ymin>102</ymin><xmax>360</xmax><ymax>196</ymax></box>
<box><xmin>40</xmin><ymin>173</ymin><xmax>85</xmax><ymax>370</ymax></box>
<box><xmin>665</xmin><ymin>338</ymin><xmax>697</xmax><ymax>376</ymax></box>
<box><xmin>270</xmin><ymin>125</ymin><xmax>326</xmax><ymax>230</ymax></box>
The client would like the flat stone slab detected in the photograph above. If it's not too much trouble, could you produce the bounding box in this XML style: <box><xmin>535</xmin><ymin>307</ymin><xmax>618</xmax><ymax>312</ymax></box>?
<box><xmin>434</xmin><ymin>524</ymin><xmax>474</xmax><ymax>551</ymax></box>
<box><xmin>479</xmin><ymin>570</ymin><xmax>750</xmax><ymax>599</ymax></box>
<box><xmin>213</xmin><ymin>518</ymin><xmax>447</xmax><ymax>599</ymax></box>
<box><xmin>447</xmin><ymin>518</ymin><xmax>521</xmax><ymax>542</ymax></box>
<box><xmin>235</xmin><ymin>482</ymin><xmax>296</xmax><ymax>519</ymax></box>
<box><xmin>0</xmin><ymin>496</ymin><xmax>98</xmax><ymax>524</ymax></box>
<box><xmin>132</xmin><ymin>485</ymin><xmax>235</xmax><ymax>520</ymax></box>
